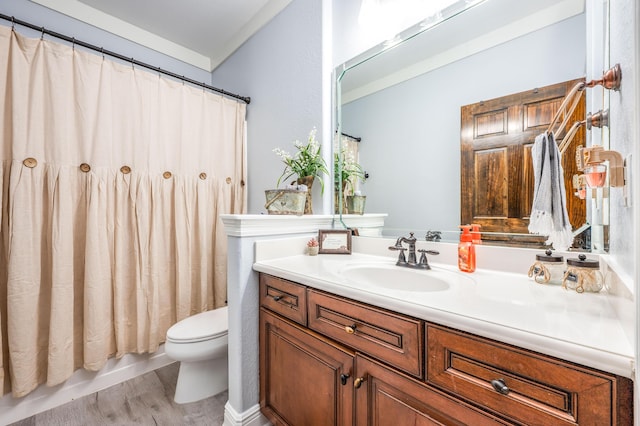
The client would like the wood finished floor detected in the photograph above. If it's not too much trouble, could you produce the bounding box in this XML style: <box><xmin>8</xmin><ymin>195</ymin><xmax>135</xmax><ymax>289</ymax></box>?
<box><xmin>10</xmin><ymin>363</ymin><xmax>227</xmax><ymax>426</ymax></box>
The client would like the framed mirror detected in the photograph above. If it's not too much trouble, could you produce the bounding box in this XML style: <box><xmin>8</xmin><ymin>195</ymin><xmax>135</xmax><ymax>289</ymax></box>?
<box><xmin>335</xmin><ymin>0</ymin><xmax>609</xmax><ymax>251</ymax></box>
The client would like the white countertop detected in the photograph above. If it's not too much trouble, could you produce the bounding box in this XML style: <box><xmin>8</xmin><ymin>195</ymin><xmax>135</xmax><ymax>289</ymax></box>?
<box><xmin>253</xmin><ymin>249</ymin><xmax>635</xmax><ymax>378</ymax></box>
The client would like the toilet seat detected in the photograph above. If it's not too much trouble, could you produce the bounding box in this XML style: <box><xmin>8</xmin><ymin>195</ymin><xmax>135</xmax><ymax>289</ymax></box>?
<box><xmin>166</xmin><ymin>306</ymin><xmax>228</xmax><ymax>343</ymax></box>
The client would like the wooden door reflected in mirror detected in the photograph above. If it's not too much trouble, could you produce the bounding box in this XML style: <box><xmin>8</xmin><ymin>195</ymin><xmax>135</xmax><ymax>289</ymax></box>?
<box><xmin>460</xmin><ymin>78</ymin><xmax>586</xmax><ymax>248</ymax></box>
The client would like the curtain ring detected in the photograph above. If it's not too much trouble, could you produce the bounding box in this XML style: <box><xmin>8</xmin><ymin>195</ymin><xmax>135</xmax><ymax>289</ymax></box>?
<box><xmin>131</xmin><ymin>57</ymin><xmax>135</xmax><ymax>70</ymax></box>
<box><xmin>40</xmin><ymin>27</ymin><xmax>45</xmax><ymax>40</ymax></box>
<box><xmin>226</xmin><ymin>177</ymin><xmax>232</xmax><ymax>184</ymax></box>
<box><xmin>11</xmin><ymin>16</ymin><xmax>15</xmax><ymax>31</ymax></box>
<box><xmin>199</xmin><ymin>172</ymin><xmax>207</xmax><ymax>180</ymax></box>
<box><xmin>79</xmin><ymin>163</ymin><xmax>91</xmax><ymax>173</ymax></box>
<box><xmin>72</xmin><ymin>37</ymin><xmax>75</xmax><ymax>50</ymax></box>
<box><xmin>100</xmin><ymin>47</ymin><xmax>104</xmax><ymax>59</ymax></box>
<box><xmin>163</xmin><ymin>171</ymin><xmax>172</xmax><ymax>179</ymax></box>
<box><xmin>120</xmin><ymin>165</ymin><xmax>131</xmax><ymax>174</ymax></box>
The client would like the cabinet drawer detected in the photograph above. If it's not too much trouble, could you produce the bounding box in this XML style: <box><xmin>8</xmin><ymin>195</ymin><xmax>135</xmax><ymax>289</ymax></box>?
<box><xmin>259</xmin><ymin>274</ymin><xmax>307</xmax><ymax>326</ymax></box>
<box><xmin>308</xmin><ymin>289</ymin><xmax>423</xmax><ymax>378</ymax></box>
<box><xmin>426</xmin><ymin>324</ymin><xmax>632</xmax><ymax>426</ymax></box>
<box><xmin>355</xmin><ymin>354</ymin><xmax>510</xmax><ymax>426</ymax></box>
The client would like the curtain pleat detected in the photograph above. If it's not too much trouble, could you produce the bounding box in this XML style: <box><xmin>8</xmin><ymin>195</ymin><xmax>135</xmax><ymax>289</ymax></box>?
<box><xmin>1</xmin><ymin>162</ymin><xmax>8</xmax><ymax>395</ymax></box>
<box><xmin>83</xmin><ymin>172</ymin><xmax>115</xmax><ymax>371</ymax></box>
<box><xmin>0</xmin><ymin>25</ymin><xmax>246</xmax><ymax>397</ymax></box>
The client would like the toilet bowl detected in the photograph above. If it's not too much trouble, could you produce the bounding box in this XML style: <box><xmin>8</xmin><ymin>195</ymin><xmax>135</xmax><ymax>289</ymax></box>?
<box><xmin>165</xmin><ymin>306</ymin><xmax>229</xmax><ymax>404</ymax></box>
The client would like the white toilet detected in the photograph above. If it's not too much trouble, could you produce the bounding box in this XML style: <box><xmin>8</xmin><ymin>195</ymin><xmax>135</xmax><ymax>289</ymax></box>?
<box><xmin>164</xmin><ymin>306</ymin><xmax>229</xmax><ymax>404</ymax></box>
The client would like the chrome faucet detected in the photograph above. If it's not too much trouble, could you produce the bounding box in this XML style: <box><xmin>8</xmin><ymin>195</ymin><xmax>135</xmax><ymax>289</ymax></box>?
<box><xmin>425</xmin><ymin>230</ymin><xmax>442</xmax><ymax>242</ymax></box>
<box><xmin>389</xmin><ymin>232</ymin><xmax>439</xmax><ymax>269</ymax></box>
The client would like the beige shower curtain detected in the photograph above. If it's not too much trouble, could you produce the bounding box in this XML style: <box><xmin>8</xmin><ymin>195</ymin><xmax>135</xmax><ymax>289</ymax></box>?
<box><xmin>0</xmin><ymin>25</ymin><xmax>246</xmax><ymax>397</ymax></box>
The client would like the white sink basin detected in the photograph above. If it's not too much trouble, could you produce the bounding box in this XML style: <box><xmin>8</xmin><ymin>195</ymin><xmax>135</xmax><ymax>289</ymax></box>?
<box><xmin>340</xmin><ymin>263</ymin><xmax>454</xmax><ymax>292</ymax></box>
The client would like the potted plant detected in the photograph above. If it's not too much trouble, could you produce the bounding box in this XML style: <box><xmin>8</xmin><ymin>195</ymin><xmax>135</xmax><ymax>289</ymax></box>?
<box><xmin>272</xmin><ymin>128</ymin><xmax>329</xmax><ymax>214</ymax></box>
<box><xmin>306</xmin><ymin>237</ymin><xmax>319</xmax><ymax>256</ymax></box>
<box><xmin>334</xmin><ymin>148</ymin><xmax>366</xmax><ymax>214</ymax></box>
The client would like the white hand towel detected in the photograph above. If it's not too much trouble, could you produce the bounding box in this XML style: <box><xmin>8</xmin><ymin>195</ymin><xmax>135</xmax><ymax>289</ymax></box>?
<box><xmin>528</xmin><ymin>132</ymin><xmax>574</xmax><ymax>250</ymax></box>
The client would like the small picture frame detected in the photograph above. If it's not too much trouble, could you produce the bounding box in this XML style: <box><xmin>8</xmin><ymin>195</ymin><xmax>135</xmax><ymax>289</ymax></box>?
<box><xmin>318</xmin><ymin>229</ymin><xmax>352</xmax><ymax>254</ymax></box>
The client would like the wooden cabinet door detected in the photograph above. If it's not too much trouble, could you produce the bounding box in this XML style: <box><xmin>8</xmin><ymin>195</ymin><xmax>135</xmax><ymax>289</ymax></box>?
<box><xmin>461</xmin><ymin>79</ymin><xmax>586</xmax><ymax>246</ymax></box>
<box><xmin>260</xmin><ymin>308</ymin><xmax>355</xmax><ymax>426</ymax></box>
<box><xmin>354</xmin><ymin>355</ymin><xmax>510</xmax><ymax>426</ymax></box>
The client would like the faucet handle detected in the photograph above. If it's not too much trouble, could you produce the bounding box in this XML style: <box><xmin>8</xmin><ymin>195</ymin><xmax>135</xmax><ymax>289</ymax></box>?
<box><xmin>389</xmin><ymin>246</ymin><xmax>407</xmax><ymax>265</ymax></box>
<box><xmin>417</xmin><ymin>249</ymin><xmax>439</xmax><ymax>270</ymax></box>
<box><xmin>418</xmin><ymin>249</ymin><xmax>439</xmax><ymax>256</ymax></box>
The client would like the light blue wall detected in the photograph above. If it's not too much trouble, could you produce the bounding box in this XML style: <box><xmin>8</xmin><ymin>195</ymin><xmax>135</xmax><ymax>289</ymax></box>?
<box><xmin>341</xmin><ymin>15</ymin><xmax>586</xmax><ymax>235</ymax></box>
<box><xmin>1</xmin><ymin>0</ymin><xmax>212</xmax><ymax>84</ymax></box>
<box><xmin>607</xmin><ymin>2</ymin><xmax>639</xmax><ymax>419</ymax></box>
<box><xmin>608</xmin><ymin>0</ymin><xmax>638</xmax><ymax>280</ymax></box>
<box><xmin>211</xmin><ymin>0</ymin><xmax>324</xmax><ymax>214</ymax></box>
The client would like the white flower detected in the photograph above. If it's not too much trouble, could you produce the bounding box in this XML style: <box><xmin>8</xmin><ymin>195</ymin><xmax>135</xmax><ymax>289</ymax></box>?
<box><xmin>272</xmin><ymin>148</ymin><xmax>292</xmax><ymax>161</ymax></box>
<box><xmin>273</xmin><ymin>127</ymin><xmax>328</xmax><ymax>191</ymax></box>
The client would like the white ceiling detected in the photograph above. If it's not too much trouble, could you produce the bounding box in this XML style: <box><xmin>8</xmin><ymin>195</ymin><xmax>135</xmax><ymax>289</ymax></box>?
<box><xmin>30</xmin><ymin>0</ymin><xmax>292</xmax><ymax>71</ymax></box>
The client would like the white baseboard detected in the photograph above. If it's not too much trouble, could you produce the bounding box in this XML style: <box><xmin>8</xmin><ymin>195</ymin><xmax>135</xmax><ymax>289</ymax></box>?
<box><xmin>0</xmin><ymin>346</ymin><xmax>174</xmax><ymax>426</ymax></box>
<box><xmin>224</xmin><ymin>401</ymin><xmax>271</xmax><ymax>426</ymax></box>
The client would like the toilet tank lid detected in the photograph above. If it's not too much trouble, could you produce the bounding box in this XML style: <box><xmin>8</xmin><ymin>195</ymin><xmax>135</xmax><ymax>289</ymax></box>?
<box><xmin>167</xmin><ymin>306</ymin><xmax>228</xmax><ymax>342</ymax></box>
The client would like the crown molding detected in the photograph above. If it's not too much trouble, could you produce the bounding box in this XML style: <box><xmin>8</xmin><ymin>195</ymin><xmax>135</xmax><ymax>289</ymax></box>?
<box><xmin>30</xmin><ymin>0</ymin><xmax>212</xmax><ymax>70</ymax></box>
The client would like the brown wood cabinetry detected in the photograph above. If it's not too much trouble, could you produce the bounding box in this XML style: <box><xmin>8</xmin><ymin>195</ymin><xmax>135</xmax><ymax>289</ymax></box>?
<box><xmin>260</xmin><ymin>308</ymin><xmax>354</xmax><ymax>426</ymax></box>
<box><xmin>259</xmin><ymin>273</ymin><xmax>633</xmax><ymax>425</ymax></box>
<box><xmin>427</xmin><ymin>324</ymin><xmax>633</xmax><ymax>426</ymax></box>
<box><xmin>307</xmin><ymin>289</ymin><xmax>423</xmax><ymax>378</ymax></box>
<box><xmin>354</xmin><ymin>354</ymin><xmax>510</xmax><ymax>425</ymax></box>
<box><xmin>260</xmin><ymin>274</ymin><xmax>308</xmax><ymax>325</ymax></box>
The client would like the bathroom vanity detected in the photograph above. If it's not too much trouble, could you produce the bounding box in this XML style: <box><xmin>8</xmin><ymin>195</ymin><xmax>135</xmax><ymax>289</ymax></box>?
<box><xmin>254</xmin><ymin>245</ymin><xmax>634</xmax><ymax>425</ymax></box>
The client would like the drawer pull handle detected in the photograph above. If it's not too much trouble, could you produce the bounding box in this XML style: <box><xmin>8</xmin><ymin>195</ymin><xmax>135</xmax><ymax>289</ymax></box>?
<box><xmin>354</xmin><ymin>377</ymin><xmax>366</xmax><ymax>389</ymax></box>
<box><xmin>491</xmin><ymin>378</ymin><xmax>510</xmax><ymax>395</ymax></box>
<box><xmin>340</xmin><ymin>373</ymin><xmax>350</xmax><ymax>386</ymax></box>
<box><xmin>272</xmin><ymin>295</ymin><xmax>283</xmax><ymax>302</ymax></box>
<box><xmin>344</xmin><ymin>324</ymin><xmax>357</xmax><ymax>334</ymax></box>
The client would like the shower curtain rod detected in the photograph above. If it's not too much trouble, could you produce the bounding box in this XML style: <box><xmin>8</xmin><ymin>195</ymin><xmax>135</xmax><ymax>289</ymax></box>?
<box><xmin>340</xmin><ymin>132</ymin><xmax>361</xmax><ymax>142</ymax></box>
<box><xmin>0</xmin><ymin>13</ymin><xmax>251</xmax><ymax>104</ymax></box>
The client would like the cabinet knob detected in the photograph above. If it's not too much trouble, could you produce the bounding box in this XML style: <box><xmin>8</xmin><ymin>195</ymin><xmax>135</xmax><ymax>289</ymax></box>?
<box><xmin>354</xmin><ymin>377</ymin><xmax>366</xmax><ymax>389</ymax></box>
<box><xmin>340</xmin><ymin>373</ymin><xmax>350</xmax><ymax>386</ymax></box>
<box><xmin>344</xmin><ymin>324</ymin><xmax>357</xmax><ymax>334</ymax></box>
<box><xmin>490</xmin><ymin>378</ymin><xmax>510</xmax><ymax>395</ymax></box>
<box><xmin>272</xmin><ymin>295</ymin><xmax>283</xmax><ymax>302</ymax></box>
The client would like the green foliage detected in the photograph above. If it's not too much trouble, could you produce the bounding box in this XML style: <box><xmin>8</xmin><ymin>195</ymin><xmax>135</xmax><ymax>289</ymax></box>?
<box><xmin>334</xmin><ymin>148</ymin><xmax>365</xmax><ymax>194</ymax></box>
<box><xmin>273</xmin><ymin>128</ymin><xmax>329</xmax><ymax>193</ymax></box>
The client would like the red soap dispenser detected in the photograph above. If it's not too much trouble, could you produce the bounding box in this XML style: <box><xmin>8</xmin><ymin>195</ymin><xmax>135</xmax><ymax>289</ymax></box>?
<box><xmin>458</xmin><ymin>225</ymin><xmax>476</xmax><ymax>273</ymax></box>
<box><xmin>471</xmin><ymin>223</ymin><xmax>482</xmax><ymax>245</ymax></box>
